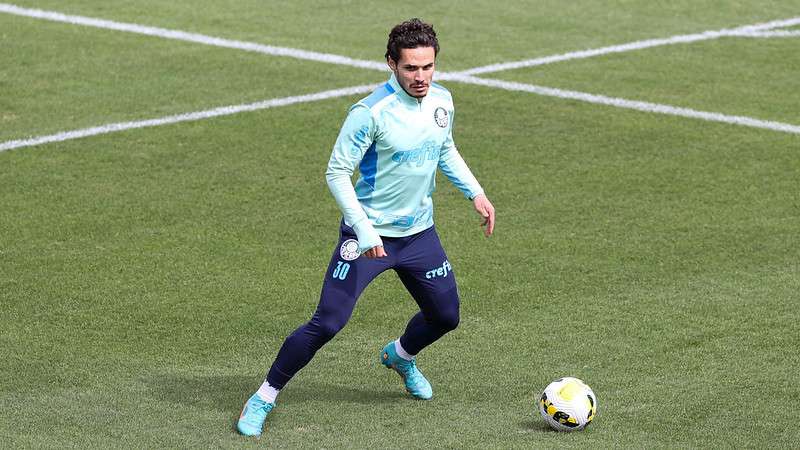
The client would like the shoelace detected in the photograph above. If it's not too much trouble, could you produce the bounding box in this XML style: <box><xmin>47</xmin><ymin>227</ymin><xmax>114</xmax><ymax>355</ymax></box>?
<box><xmin>397</xmin><ymin>359</ymin><xmax>425</xmax><ymax>386</ymax></box>
<box><xmin>245</xmin><ymin>400</ymin><xmax>271</xmax><ymax>419</ymax></box>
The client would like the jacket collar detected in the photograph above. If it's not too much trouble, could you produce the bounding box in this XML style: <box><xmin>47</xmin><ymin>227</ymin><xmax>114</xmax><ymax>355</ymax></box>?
<box><xmin>388</xmin><ymin>73</ymin><xmax>423</xmax><ymax>107</ymax></box>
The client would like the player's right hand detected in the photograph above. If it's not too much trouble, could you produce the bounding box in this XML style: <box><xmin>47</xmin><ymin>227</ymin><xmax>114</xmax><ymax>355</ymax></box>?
<box><xmin>363</xmin><ymin>245</ymin><xmax>388</xmax><ymax>258</ymax></box>
<box><xmin>472</xmin><ymin>193</ymin><xmax>496</xmax><ymax>237</ymax></box>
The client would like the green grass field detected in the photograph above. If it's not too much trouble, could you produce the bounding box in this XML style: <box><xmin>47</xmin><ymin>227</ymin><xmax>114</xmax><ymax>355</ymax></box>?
<box><xmin>2</xmin><ymin>1</ymin><xmax>799</xmax><ymax>448</ymax></box>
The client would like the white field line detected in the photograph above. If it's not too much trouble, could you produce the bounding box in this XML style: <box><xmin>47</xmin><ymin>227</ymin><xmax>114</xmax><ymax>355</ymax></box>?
<box><xmin>730</xmin><ymin>30</ymin><xmax>800</xmax><ymax>38</ymax></box>
<box><xmin>1</xmin><ymin>3</ymin><xmax>799</xmax><ymax>153</ymax></box>
<box><xmin>3</xmin><ymin>2</ymin><xmax>798</xmax><ymax>76</ymax></box>
<box><xmin>3</xmin><ymin>72</ymin><xmax>796</xmax><ymax>154</ymax></box>
<box><xmin>0</xmin><ymin>3</ymin><xmax>388</xmax><ymax>72</ymax></box>
<box><xmin>442</xmin><ymin>74</ymin><xmax>800</xmax><ymax>135</ymax></box>
<box><xmin>0</xmin><ymin>84</ymin><xmax>378</xmax><ymax>152</ymax></box>
<box><xmin>460</xmin><ymin>17</ymin><xmax>800</xmax><ymax>75</ymax></box>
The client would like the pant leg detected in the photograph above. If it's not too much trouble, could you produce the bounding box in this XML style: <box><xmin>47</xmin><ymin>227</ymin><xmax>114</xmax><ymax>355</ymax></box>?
<box><xmin>394</xmin><ymin>226</ymin><xmax>461</xmax><ymax>355</ymax></box>
<box><xmin>266</xmin><ymin>224</ymin><xmax>391</xmax><ymax>389</ymax></box>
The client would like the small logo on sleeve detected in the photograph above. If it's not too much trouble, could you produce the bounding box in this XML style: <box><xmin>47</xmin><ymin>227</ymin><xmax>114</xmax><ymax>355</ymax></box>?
<box><xmin>433</xmin><ymin>107</ymin><xmax>448</xmax><ymax>128</ymax></box>
<box><xmin>339</xmin><ymin>239</ymin><xmax>361</xmax><ymax>261</ymax></box>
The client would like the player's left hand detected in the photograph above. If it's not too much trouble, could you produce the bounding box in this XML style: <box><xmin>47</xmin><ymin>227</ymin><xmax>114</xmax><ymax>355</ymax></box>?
<box><xmin>363</xmin><ymin>245</ymin><xmax>388</xmax><ymax>258</ymax></box>
<box><xmin>472</xmin><ymin>194</ymin><xmax>495</xmax><ymax>237</ymax></box>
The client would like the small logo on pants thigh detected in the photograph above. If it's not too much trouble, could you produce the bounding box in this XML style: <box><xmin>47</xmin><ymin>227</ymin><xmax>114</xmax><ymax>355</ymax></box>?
<box><xmin>340</xmin><ymin>239</ymin><xmax>361</xmax><ymax>261</ymax></box>
<box><xmin>426</xmin><ymin>260</ymin><xmax>452</xmax><ymax>279</ymax></box>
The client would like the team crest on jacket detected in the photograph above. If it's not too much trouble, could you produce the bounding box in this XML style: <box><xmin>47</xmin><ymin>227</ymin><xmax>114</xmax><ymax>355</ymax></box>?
<box><xmin>434</xmin><ymin>107</ymin><xmax>449</xmax><ymax>128</ymax></box>
<box><xmin>340</xmin><ymin>239</ymin><xmax>361</xmax><ymax>261</ymax></box>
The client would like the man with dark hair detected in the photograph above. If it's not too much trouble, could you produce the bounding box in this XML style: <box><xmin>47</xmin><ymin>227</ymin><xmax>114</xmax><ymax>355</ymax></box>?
<box><xmin>237</xmin><ymin>18</ymin><xmax>495</xmax><ymax>437</ymax></box>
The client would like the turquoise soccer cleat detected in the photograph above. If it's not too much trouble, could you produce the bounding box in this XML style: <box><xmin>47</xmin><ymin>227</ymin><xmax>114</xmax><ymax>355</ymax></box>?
<box><xmin>380</xmin><ymin>342</ymin><xmax>433</xmax><ymax>400</ymax></box>
<box><xmin>237</xmin><ymin>393</ymin><xmax>274</xmax><ymax>437</ymax></box>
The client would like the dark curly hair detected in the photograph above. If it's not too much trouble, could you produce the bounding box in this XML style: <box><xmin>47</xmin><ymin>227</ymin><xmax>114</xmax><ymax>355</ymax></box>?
<box><xmin>385</xmin><ymin>18</ymin><xmax>439</xmax><ymax>62</ymax></box>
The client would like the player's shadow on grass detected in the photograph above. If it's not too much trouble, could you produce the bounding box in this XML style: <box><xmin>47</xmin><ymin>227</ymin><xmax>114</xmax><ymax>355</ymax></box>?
<box><xmin>280</xmin><ymin>380</ymin><xmax>406</xmax><ymax>405</ymax></box>
<box><xmin>145</xmin><ymin>375</ymin><xmax>403</xmax><ymax>413</ymax></box>
<box><xmin>144</xmin><ymin>374</ymin><xmax>255</xmax><ymax>413</ymax></box>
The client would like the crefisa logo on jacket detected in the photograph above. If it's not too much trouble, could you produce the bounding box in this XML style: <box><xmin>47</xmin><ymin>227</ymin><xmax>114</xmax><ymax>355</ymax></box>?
<box><xmin>434</xmin><ymin>107</ymin><xmax>448</xmax><ymax>128</ymax></box>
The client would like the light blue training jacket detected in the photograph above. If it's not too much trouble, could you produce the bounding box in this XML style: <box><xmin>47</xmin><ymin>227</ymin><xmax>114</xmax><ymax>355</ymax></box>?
<box><xmin>326</xmin><ymin>73</ymin><xmax>484</xmax><ymax>252</ymax></box>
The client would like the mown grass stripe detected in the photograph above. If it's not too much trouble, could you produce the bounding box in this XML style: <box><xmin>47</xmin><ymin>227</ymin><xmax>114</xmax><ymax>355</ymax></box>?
<box><xmin>443</xmin><ymin>74</ymin><xmax>800</xmax><ymax>135</ymax></box>
<box><xmin>460</xmin><ymin>16</ymin><xmax>800</xmax><ymax>75</ymax></box>
<box><xmin>0</xmin><ymin>2</ymin><xmax>388</xmax><ymax>71</ymax></box>
<box><xmin>0</xmin><ymin>84</ymin><xmax>378</xmax><ymax>152</ymax></box>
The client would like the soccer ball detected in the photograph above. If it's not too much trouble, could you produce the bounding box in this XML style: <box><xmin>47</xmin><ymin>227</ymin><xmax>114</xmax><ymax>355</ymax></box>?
<box><xmin>538</xmin><ymin>377</ymin><xmax>597</xmax><ymax>431</ymax></box>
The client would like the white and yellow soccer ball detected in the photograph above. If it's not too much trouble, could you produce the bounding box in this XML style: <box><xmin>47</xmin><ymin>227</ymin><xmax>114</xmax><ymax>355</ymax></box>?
<box><xmin>538</xmin><ymin>377</ymin><xmax>597</xmax><ymax>431</ymax></box>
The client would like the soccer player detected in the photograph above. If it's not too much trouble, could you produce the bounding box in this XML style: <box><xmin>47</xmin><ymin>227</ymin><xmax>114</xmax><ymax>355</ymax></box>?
<box><xmin>237</xmin><ymin>18</ymin><xmax>496</xmax><ymax>437</ymax></box>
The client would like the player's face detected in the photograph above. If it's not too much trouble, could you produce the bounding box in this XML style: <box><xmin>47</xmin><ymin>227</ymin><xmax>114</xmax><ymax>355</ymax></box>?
<box><xmin>388</xmin><ymin>46</ymin><xmax>436</xmax><ymax>98</ymax></box>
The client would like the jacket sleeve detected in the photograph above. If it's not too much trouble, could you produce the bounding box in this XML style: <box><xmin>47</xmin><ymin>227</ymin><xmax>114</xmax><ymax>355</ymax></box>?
<box><xmin>325</xmin><ymin>104</ymin><xmax>383</xmax><ymax>252</ymax></box>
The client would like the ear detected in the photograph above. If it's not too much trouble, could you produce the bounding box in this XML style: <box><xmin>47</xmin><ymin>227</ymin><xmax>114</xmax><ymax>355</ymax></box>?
<box><xmin>387</xmin><ymin>56</ymin><xmax>397</xmax><ymax>71</ymax></box>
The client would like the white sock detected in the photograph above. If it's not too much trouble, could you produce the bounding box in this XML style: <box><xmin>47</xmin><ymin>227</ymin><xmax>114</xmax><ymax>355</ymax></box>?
<box><xmin>394</xmin><ymin>339</ymin><xmax>415</xmax><ymax>361</ymax></box>
<box><xmin>256</xmin><ymin>380</ymin><xmax>280</xmax><ymax>404</ymax></box>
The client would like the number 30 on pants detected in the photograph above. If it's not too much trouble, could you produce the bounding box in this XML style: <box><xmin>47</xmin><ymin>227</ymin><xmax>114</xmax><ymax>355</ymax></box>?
<box><xmin>332</xmin><ymin>261</ymin><xmax>350</xmax><ymax>281</ymax></box>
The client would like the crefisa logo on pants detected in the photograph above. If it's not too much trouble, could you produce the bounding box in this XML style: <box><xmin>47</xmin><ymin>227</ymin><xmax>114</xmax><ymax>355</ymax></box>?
<box><xmin>426</xmin><ymin>260</ymin><xmax>452</xmax><ymax>279</ymax></box>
